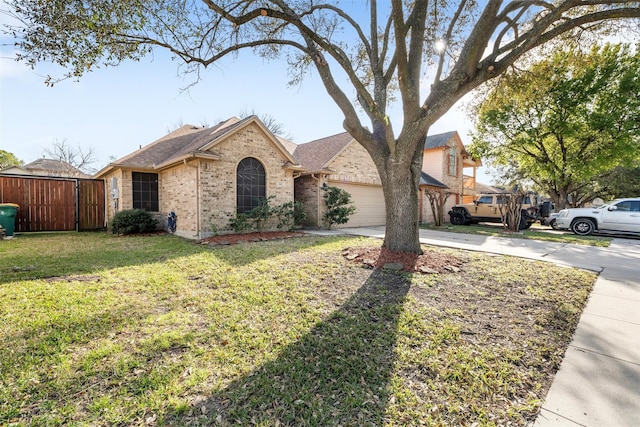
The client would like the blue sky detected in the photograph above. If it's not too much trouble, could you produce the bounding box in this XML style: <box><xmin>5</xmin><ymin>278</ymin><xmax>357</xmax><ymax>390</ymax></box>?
<box><xmin>0</xmin><ymin>30</ymin><xmax>485</xmax><ymax>182</ymax></box>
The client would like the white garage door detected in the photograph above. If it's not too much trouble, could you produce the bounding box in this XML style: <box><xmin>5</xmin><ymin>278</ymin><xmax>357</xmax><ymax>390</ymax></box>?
<box><xmin>332</xmin><ymin>183</ymin><xmax>386</xmax><ymax>227</ymax></box>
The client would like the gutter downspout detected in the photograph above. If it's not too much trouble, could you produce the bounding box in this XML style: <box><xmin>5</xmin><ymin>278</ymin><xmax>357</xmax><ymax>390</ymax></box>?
<box><xmin>419</xmin><ymin>186</ymin><xmax>423</xmax><ymax>223</ymax></box>
<box><xmin>310</xmin><ymin>174</ymin><xmax>320</xmax><ymax>227</ymax></box>
<box><xmin>184</xmin><ymin>159</ymin><xmax>200</xmax><ymax>238</ymax></box>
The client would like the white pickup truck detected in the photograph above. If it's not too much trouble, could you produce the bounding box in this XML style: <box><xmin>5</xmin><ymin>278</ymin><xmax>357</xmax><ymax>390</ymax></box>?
<box><xmin>555</xmin><ymin>198</ymin><xmax>640</xmax><ymax>236</ymax></box>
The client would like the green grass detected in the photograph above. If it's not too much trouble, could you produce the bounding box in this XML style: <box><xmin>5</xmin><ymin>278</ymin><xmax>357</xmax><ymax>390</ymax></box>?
<box><xmin>0</xmin><ymin>232</ymin><xmax>596</xmax><ymax>426</ymax></box>
<box><xmin>421</xmin><ymin>223</ymin><xmax>611</xmax><ymax>247</ymax></box>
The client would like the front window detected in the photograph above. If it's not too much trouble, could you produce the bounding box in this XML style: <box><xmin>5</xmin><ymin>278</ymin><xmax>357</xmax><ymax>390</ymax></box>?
<box><xmin>448</xmin><ymin>146</ymin><xmax>457</xmax><ymax>176</ymax></box>
<box><xmin>132</xmin><ymin>172</ymin><xmax>159</xmax><ymax>211</ymax></box>
<box><xmin>237</xmin><ymin>157</ymin><xmax>266</xmax><ymax>213</ymax></box>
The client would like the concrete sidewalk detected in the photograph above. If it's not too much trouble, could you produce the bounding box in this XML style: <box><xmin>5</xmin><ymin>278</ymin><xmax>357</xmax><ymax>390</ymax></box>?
<box><xmin>319</xmin><ymin>226</ymin><xmax>640</xmax><ymax>427</ymax></box>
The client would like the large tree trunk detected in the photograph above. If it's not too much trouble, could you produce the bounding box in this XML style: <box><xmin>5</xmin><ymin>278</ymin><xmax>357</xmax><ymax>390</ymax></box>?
<box><xmin>378</xmin><ymin>137</ymin><xmax>425</xmax><ymax>254</ymax></box>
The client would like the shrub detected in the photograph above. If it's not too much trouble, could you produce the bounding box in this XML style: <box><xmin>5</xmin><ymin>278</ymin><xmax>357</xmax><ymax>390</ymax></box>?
<box><xmin>246</xmin><ymin>196</ymin><xmax>274</xmax><ymax>231</ymax></box>
<box><xmin>273</xmin><ymin>200</ymin><xmax>307</xmax><ymax>231</ymax></box>
<box><xmin>322</xmin><ymin>185</ymin><xmax>356</xmax><ymax>229</ymax></box>
<box><xmin>229</xmin><ymin>213</ymin><xmax>251</xmax><ymax>233</ymax></box>
<box><xmin>111</xmin><ymin>209</ymin><xmax>157</xmax><ymax>235</ymax></box>
<box><xmin>292</xmin><ymin>200</ymin><xmax>307</xmax><ymax>227</ymax></box>
<box><xmin>229</xmin><ymin>198</ymin><xmax>307</xmax><ymax>232</ymax></box>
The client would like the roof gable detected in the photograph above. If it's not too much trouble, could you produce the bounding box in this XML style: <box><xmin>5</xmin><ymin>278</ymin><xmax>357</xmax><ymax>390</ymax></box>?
<box><xmin>201</xmin><ymin>116</ymin><xmax>299</xmax><ymax>165</ymax></box>
<box><xmin>293</xmin><ymin>132</ymin><xmax>354</xmax><ymax>171</ymax></box>
<box><xmin>424</xmin><ymin>131</ymin><xmax>461</xmax><ymax>150</ymax></box>
<box><xmin>96</xmin><ymin>116</ymin><xmax>298</xmax><ymax>176</ymax></box>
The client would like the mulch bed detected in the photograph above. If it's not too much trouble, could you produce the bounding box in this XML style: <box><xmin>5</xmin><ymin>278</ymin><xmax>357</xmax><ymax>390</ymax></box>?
<box><xmin>341</xmin><ymin>246</ymin><xmax>465</xmax><ymax>274</ymax></box>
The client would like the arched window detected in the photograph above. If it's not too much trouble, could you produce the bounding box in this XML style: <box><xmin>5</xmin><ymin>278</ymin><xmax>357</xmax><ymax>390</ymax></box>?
<box><xmin>237</xmin><ymin>157</ymin><xmax>266</xmax><ymax>213</ymax></box>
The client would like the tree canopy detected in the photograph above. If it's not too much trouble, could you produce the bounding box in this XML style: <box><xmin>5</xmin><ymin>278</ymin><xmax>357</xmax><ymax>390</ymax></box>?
<box><xmin>470</xmin><ymin>43</ymin><xmax>640</xmax><ymax>209</ymax></box>
<box><xmin>4</xmin><ymin>1</ymin><xmax>640</xmax><ymax>252</ymax></box>
<box><xmin>0</xmin><ymin>149</ymin><xmax>22</xmax><ymax>170</ymax></box>
<box><xmin>596</xmin><ymin>166</ymin><xmax>640</xmax><ymax>200</ymax></box>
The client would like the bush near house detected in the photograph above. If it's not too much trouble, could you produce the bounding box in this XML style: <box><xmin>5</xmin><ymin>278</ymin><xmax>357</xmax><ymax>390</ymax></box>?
<box><xmin>322</xmin><ymin>185</ymin><xmax>356</xmax><ymax>229</ymax></box>
<box><xmin>110</xmin><ymin>209</ymin><xmax>158</xmax><ymax>235</ymax></box>
<box><xmin>230</xmin><ymin>197</ymin><xmax>306</xmax><ymax>233</ymax></box>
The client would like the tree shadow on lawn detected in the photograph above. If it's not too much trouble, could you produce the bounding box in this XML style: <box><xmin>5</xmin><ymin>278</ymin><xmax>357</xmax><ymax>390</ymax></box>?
<box><xmin>167</xmin><ymin>269</ymin><xmax>412</xmax><ymax>426</ymax></box>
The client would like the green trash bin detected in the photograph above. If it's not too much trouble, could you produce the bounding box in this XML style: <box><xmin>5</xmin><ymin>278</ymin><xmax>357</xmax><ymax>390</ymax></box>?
<box><xmin>0</xmin><ymin>203</ymin><xmax>20</xmax><ymax>238</ymax></box>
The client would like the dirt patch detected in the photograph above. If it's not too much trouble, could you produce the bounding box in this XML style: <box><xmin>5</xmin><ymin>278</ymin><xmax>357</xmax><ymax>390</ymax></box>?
<box><xmin>196</xmin><ymin>231</ymin><xmax>305</xmax><ymax>246</ymax></box>
<box><xmin>45</xmin><ymin>275</ymin><xmax>102</xmax><ymax>283</ymax></box>
<box><xmin>341</xmin><ymin>246</ymin><xmax>465</xmax><ymax>273</ymax></box>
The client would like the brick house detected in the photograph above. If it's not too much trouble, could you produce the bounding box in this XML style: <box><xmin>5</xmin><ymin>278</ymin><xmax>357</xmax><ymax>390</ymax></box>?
<box><xmin>94</xmin><ymin>116</ymin><xmax>302</xmax><ymax>238</ymax></box>
<box><xmin>292</xmin><ymin>132</ymin><xmax>457</xmax><ymax>227</ymax></box>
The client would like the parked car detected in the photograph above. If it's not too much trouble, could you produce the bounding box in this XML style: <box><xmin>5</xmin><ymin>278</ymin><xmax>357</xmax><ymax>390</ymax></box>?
<box><xmin>448</xmin><ymin>193</ymin><xmax>540</xmax><ymax>230</ymax></box>
<box><xmin>555</xmin><ymin>198</ymin><xmax>640</xmax><ymax>236</ymax></box>
<box><xmin>541</xmin><ymin>212</ymin><xmax>560</xmax><ymax>229</ymax></box>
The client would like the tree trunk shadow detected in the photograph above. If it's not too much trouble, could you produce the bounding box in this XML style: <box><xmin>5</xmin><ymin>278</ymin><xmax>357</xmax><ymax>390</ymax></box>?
<box><xmin>174</xmin><ymin>270</ymin><xmax>411</xmax><ymax>425</ymax></box>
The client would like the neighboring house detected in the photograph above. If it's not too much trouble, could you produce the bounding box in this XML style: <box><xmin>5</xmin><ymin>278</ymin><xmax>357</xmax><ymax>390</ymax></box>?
<box><xmin>0</xmin><ymin>166</ymin><xmax>32</xmax><ymax>175</ymax></box>
<box><xmin>291</xmin><ymin>132</ymin><xmax>460</xmax><ymax>227</ymax></box>
<box><xmin>94</xmin><ymin>116</ymin><xmax>303</xmax><ymax>238</ymax></box>
<box><xmin>0</xmin><ymin>159</ymin><xmax>91</xmax><ymax>178</ymax></box>
<box><xmin>418</xmin><ymin>171</ymin><xmax>449</xmax><ymax>224</ymax></box>
<box><xmin>422</xmin><ymin>131</ymin><xmax>481</xmax><ymax>214</ymax></box>
<box><xmin>474</xmin><ymin>181</ymin><xmax>503</xmax><ymax>195</ymax></box>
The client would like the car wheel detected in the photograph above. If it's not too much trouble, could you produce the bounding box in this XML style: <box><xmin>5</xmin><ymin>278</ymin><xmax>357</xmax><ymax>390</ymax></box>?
<box><xmin>572</xmin><ymin>218</ymin><xmax>595</xmax><ymax>236</ymax></box>
<box><xmin>450</xmin><ymin>212</ymin><xmax>467</xmax><ymax>225</ymax></box>
<box><xmin>550</xmin><ymin>219</ymin><xmax>559</xmax><ymax>230</ymax></box>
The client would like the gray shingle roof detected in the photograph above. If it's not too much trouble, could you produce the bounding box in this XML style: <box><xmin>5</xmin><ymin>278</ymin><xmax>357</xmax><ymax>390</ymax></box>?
<box><xmin>25</xmin><ymin>158</ymin><xmax>75</xmax><ymax>171</ymax></box>
<box><xmin>111</xmin><ymin>118</ymin><xmax>246</xmax><ymax>168</ymax></box>
<box><xmin>24</xmin><ymin>158</ymin><xmax>90</xmax><ymax>177</ymax></box>
<box><xmin>420</xmin><ymin>171</ymin><xmax>448</xmax><ymax>188</ymax></box>
<box><xmin>424</xmin><ymin>131</ymin><xmax>457</xmax><ymax>149</ymax></box>
<box><xmin>293</xmin><ymin>132</ymin><xmax>353</xmax><ymax>171</ymax></box>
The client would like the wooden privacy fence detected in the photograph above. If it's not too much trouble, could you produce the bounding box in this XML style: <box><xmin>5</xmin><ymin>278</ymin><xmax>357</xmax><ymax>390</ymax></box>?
<box><xmin>0</xmin><ymin>175</ymin><xmax>105</xmax><ymax>232</ymax></box>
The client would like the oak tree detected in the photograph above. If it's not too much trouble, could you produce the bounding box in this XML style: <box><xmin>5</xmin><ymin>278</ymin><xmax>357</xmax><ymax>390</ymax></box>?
<box><xmin>5</xmin><ymin>1</ymin><xmax>639</xmax><ymax>252</ymax></box>
<box><xmin>0</xmin><ymin>149</ymin><xmax>22</xmax><ymax>170</ymax></box>
<box><xmin>471</xmin><ymin>43</ymin><xmax>640</xmax><ymax>209</ymax></box>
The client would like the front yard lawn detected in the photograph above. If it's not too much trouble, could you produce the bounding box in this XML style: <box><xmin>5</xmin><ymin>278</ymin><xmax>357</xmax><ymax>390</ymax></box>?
<box><xmin>0</xmin><ymin>232</ymin><xmax>595</xmax><ymax>426</ymax></box>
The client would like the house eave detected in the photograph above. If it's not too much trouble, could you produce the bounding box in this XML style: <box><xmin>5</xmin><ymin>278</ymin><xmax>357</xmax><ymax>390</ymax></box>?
<box><xmin>295</xmin><ymin>168</ymin><xmax>334</xmax><ymax>176</ymax></box>
<box><xmin>94</xmin><ymin>163</ymin><xmax>157</xmax><ymax>177</ymax></box>
<box><xmin>283</xmin><ymin>162</ymin><xmax>306</xmax><ymax>172</ymax></box>
<box><xmin>419</xmin><ymin>182</ymin><xmax>449</xmax><ymax>190</ymax></box>
<box><xmin>154</xmin><ymin>152</ymin><xmax>222</xmax><ymax>170</ymax></box>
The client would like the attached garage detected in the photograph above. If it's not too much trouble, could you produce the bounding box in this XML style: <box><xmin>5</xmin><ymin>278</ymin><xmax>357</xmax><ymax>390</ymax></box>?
<box><xmin>332</xmin><ymin>182</ymin><xmax>385</xmax><ymax>227</ymax></box>
<box><xmin>292</xmin><ymin>132</ymin><xmax>386</xmax><ymax>229</ymax></box>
